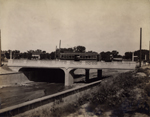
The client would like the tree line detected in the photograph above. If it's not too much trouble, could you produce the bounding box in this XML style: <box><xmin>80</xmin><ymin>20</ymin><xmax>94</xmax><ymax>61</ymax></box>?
<box><xmin>124</xmin><ymin>50</ymin><xmax>149</xmax><ymax>61</ymax></box>
<box><xmin>2</xmin><ymin>46</ymin><xmax>86</xmax><ymax>60</ymax></box>
<box><xmin>100</xmin><ymin>49</ymin><xmax>149</xmax><ymax>62</ymax></box>
<box><xmin>1</xmin><ymin>46</ymin><xmax>150</xmax><ymax>61</ymax></box>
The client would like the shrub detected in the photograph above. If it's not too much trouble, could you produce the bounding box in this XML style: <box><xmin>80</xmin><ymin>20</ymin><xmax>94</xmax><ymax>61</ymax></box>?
<box><xmin>145</xmin><ymin>84</ymin><xmax>150</xmax><ymax>96</ymax></box>
<box><xmin>89</xmin><ymin>70</ymin><xmax>150</xmax><ymax>116</ymax></box>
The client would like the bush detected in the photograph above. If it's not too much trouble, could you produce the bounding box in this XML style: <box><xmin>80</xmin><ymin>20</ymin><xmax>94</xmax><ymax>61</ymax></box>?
<box><xmin>145</xmin><ymin>84</ymin><xmax>150</xmax><ymax>96</ymax></box>
<box><xmin>89</xmin><ymin>70</ymin><xmax>150</xmax><ymax>116</ymax></box>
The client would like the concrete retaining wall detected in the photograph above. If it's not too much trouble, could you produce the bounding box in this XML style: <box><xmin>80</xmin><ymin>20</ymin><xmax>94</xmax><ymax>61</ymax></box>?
<box><xmin>0</xmin><ymin>73</ymin><xmax>31</xmax><ymax>87</ymax></box>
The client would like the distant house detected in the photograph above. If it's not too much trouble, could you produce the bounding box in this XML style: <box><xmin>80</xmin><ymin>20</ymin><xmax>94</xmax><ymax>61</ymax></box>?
<box><xmin>134</xmin><ymin>56</ymin><xmax>138</xmax><ymax>61</ymax></box>
<box><xmin>113</xmin><ymin>58</ymin><xmax>123</xmax><ymax>62</ymax></box>
<box><xmin>32</xmin><ymin>53</ymin><xmax>40</xmax><ymax>59</ymax></box>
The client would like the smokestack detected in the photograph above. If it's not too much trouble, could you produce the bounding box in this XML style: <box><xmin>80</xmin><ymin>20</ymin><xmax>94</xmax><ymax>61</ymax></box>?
<box><xmin>139</xmin><ymin>28</ymin><xmax>142</xmax><ymax>67</ymax></box>
<box><xmin>0</xmin><ymin>30</ymin><xmax>1</xmax><ymax>66</ymax></box>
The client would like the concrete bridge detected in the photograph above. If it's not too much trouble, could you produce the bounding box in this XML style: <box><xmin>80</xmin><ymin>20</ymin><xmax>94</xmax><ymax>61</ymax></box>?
<box><xmin>8</xmin><ymin>59</ymin><xmax>137</xmax><ymax>86</ymax></box>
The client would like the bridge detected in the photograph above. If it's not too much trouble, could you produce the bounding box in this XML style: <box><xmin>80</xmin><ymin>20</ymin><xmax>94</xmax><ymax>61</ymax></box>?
<box><xmin>8</xmin><ymin>59</ymin><xmax>137</xmax><ymax>86</ymax></box>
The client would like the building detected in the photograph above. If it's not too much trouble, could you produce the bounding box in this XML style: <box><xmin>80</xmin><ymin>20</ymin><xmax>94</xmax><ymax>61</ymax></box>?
<box><xmin>32</xmin><ymin>53</ymin><xmax>40</xmax><ymax>59</ymax></box>
<box><xmin>60</xmin><ymin>52</ymin><xmax>99</xmax><ymax>61</ymax></box>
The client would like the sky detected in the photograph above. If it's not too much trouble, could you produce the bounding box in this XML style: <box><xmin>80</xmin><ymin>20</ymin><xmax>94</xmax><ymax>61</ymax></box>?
<box><xmin>0</xmin><ymin>0</ymin><xmax>150</xmax><ymax>55</ymax></box>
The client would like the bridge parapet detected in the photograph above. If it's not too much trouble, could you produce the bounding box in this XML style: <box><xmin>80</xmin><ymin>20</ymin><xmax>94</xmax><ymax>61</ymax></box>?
<box><xmin>8</xmin><ymin>59</ymin><xmax>137</xmax><ymax>70</ymax></box>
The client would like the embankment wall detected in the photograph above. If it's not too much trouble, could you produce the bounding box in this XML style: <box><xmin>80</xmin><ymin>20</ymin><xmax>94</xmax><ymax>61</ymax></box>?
<box><xmin>0</xmin><ymin>73</ymin><xmax>31</xmax><ymax>87</ymax></box>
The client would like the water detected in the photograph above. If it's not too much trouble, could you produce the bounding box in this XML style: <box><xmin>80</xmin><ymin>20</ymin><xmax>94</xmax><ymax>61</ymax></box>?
<box><xmin>0</xmin><ymin>82</ymin><xmax>64</xmax><ymax>109</ymax></box>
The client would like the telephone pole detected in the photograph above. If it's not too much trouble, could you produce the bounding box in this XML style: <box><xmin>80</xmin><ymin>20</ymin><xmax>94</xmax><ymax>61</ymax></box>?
<box><xmin>0</xmin><ymin>30</ymin><xmax>1</xmax><ymax>66</ymax></box>
<box><xmin>149</xmin><ymin>41</ymin><xmax>150</xmax><ymax>61</ymax></box>
<box><xmin>139</xmin><ymin>28</ymin><xmax>142</xmax><ymax>67</ymax></box>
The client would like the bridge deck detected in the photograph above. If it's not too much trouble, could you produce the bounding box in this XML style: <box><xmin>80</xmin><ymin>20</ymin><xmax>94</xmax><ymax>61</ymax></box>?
<box><xmin>8</xmin><ymin>60</ymin><xmax>137</xmax><ymax>70</ymax></box>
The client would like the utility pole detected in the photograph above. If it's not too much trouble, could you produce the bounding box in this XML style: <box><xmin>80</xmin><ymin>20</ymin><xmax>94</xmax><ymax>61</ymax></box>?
<box><xmin>0</xmin><ymin>30</ymin><xmax>1</xmax><ymax>66</ymax></box>
<box><xmin>59</xmin><ymin>40</ymin><xmax>61</xmax><ymax>60</ymax></box>
<box><xmin>149</xmin><ymin>41</ymin><xmax>150</xmax><ymax>61</ymax></box>
<box><xmin>139</xmin><ymin>28</ymin><xmax>142</xmax><ymax>67</ymax></box>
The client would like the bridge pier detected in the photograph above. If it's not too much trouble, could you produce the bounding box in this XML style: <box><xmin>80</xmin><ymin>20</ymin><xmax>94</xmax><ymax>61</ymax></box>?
<box><xmin>85</xmin><ymin>69</ymin><xmax>102</xmax><ymax>82</ymax></box>
<box><xmin>97</xmin><ymin>69</ymin><xmax>102</xmax><ymax>80</ymax></box>
<box><xmin>63</xmin><ymin>68</ymin><xmax>74</xmax><ymax>86</ymax></box>
<box><xmin>85</xmin><ymin>69</ymin><xmax>90</xmax><ymax>83</ymax></box>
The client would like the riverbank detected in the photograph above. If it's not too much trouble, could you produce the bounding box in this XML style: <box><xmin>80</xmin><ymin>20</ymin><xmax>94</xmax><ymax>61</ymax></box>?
<box><xmin>13</xmin><ymin>65</ymin><xmax>150</xmax><ymax>117</ymax></box>
<box><xmin>67</xmin><ymin>65</ymin><xmax>150</xmax><ymax>117</ymax></box>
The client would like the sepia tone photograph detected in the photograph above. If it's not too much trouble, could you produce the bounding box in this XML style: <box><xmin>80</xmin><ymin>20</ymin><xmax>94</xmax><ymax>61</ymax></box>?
<box><xmin>0</xmin><ymin>0</ymin><xmax>150</xmax><ymax>116</ymax></box>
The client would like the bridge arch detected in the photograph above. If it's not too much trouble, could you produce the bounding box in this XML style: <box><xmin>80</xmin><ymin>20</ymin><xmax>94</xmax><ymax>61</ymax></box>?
<box><xmin>19</xmin><ymin>67</ymin><xmax>65</xmax><ymax>83</ymax></box>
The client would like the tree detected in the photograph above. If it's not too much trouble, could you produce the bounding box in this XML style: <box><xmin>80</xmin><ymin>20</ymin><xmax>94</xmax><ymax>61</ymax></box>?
<box><xmin>124</xmin><ymin>52</ymin><xmax>132</xmax><ymax>60</ymax></box>
<box><xmin>5</xmin><ymin>52</ymin><xmax>10</xmax><ymax>59</ymax></box>
<box><xmin>60</xmin><ymin>48</ymin><xmax>73</xmax><ymax>53</ymax></box>
<box><xmin>13</xmin><ymin>50</ymin><xmax>20</xmax><ymax>59</ymax></box>
<box><xmin>112</xmin><ymin>50</ymin><xmax>119</xmax><ymax>58</ymax></box>
<box><xmin>23</xmin><ymin>52</ymin><xmax>28</xmax><ymax>58</ymax></box>
<box><xmin>35</xmin><ymin>49</ymin><xmax>42</xmax><ymax>54</ymax></box>
<box><xmin>134</xmin><ymin>49</ymin><xmax>149</xmax><ymax>61</ymax></box>
<box><xmin>74</xmin><ymin>46</ymin><xmax>86</xmax><ymax>53</ymax></box>
<box><xmin>27</xmin><ymin>50</ymin><xmax>34</xmax><ymax>53</ymax></box>
<box><xmin>100</xmin><ymin>51</ymin><xmax>113</xmax><ymax>62</ymax></box>
<box><xmin>50</xmin><ymin>52</ymin><xmax>56</xmax><ymax>59</ymax></box>
<box><xmin>42</xmin><ymin>51</ymin><xmax>46</xmax><ymax>54</ymax></box>
<box><xmin>27</xmin><ymin>53</ymin><xmax>32</xmax><ymax>59</ymax></box>
<box><xmin>124</xmin><ymin>49</ymin><xmax>149</xmax><ymax>61</ymax></box>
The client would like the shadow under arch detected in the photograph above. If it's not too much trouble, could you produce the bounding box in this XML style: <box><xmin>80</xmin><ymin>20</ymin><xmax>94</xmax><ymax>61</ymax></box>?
<box><xmin>19</xmin><ymin>67</ymin><xmax>65</xmax><ymax>83</ymax></box>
